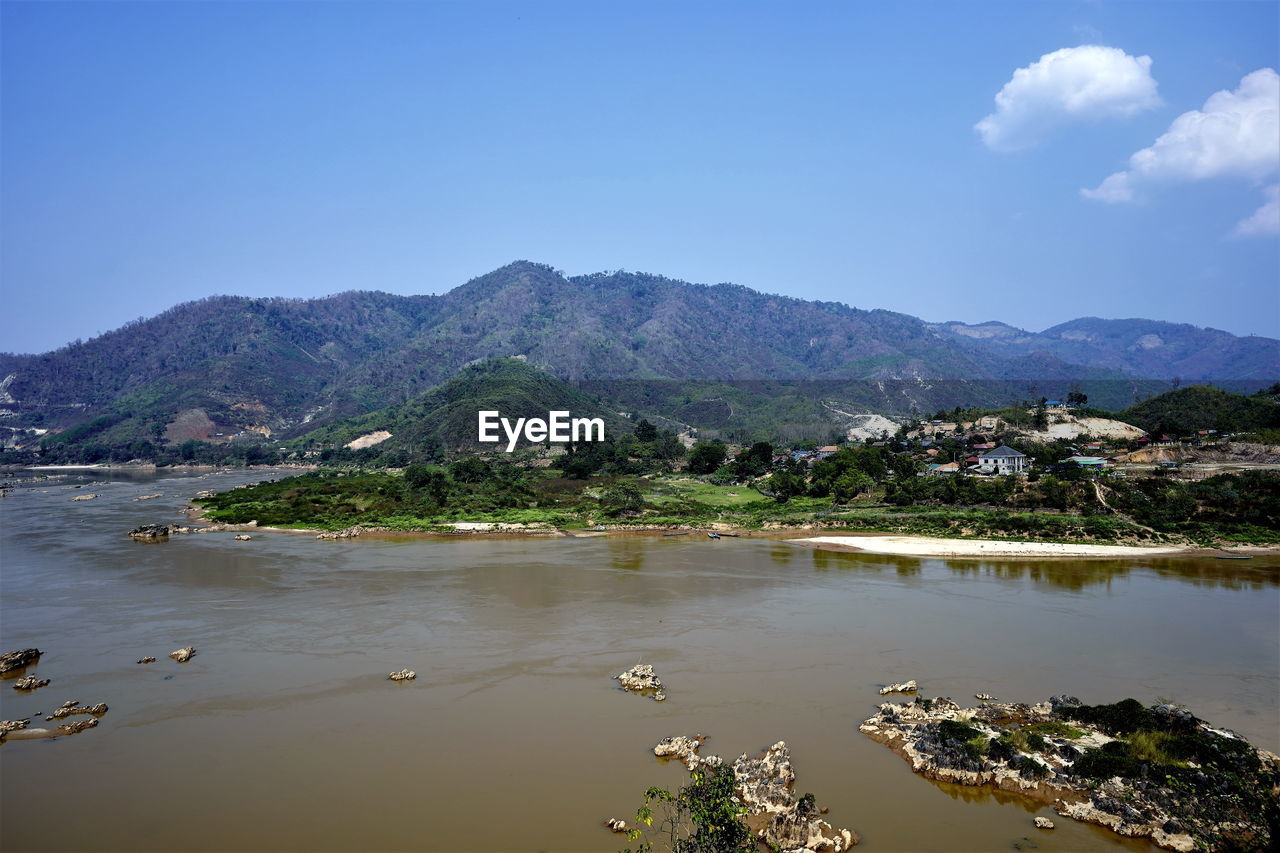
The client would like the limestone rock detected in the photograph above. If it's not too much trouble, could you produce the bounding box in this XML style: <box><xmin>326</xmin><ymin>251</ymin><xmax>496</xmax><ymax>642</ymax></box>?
<box><xmin>731</xmin><ymin>742</ymin><xmax>858</xmax><ymax>852</ymax></box>
<box><xmin>879</xmin><ymin>679</ymin><xmax>918</xmax><ymax>695</ymax></box>
<box><xmin>0</xmin><ymin>648</ymin><xmax>41</xmax><ymax>674</ymax></box>
<box><xmin>1034</xmin><ymin>817</ymin><xmax>1055</xmax><ymax>829</ymax></box>
<box><xmin>133</xmin><ymin>493</ymin><xmax>163</xmax><ymax>501</ymax></box>
<box><xmin>975</xmin><ymin>693</ymin><xmax>997</xmax><ymax>701</ymax></box>
<box><xmin>1</xmin><ymin>719</ymin><xmax>30</xmax><ymax>735</ymax></box>
<box><xmin>615</xmin><ymin>663</ymin><xmax>665</xmax><ymax>700</ymax></box>
<box><xmin>137</xmin><ymin>657</ymin><xmax>157</xmax><ymax>664</ymax></box>
<box><xmin>604</xmin><ymin>818</ymin><xmax>628</xmax><ymax>833</ymax></box>
<box><xmin>71</xmin><ymin>493</ymin><xmax>98</xmax><ymax>501</ymax></box>
<box><xmin>12</xmin><ymin>675</ymin><xmax>49</xmax><ymax>691</ymax></box>
<box><xmin>653</xmin><ymin>734</ymin><xmax>708</xmax><ymax>769</ymax></box>
<box><xmin>169</xmin><ymin>647</ymin><xmax>196</xmax><ymax>662</ymax></box>
<box><xmin>388</xmin><ymin>669</ymin><xmax>416</xmax><ymax>681</ymax></box>
<box><xmin>233</xmin><ymin>534</ymin><xmax>252</xmax><ymax>541</ymax></box>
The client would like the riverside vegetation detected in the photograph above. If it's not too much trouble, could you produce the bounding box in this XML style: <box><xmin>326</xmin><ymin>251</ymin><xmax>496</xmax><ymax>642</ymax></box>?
<box><xmin>194</xmin><ymin>436</ymin><xmax>1280</xmax><ymax>544</ymax></box>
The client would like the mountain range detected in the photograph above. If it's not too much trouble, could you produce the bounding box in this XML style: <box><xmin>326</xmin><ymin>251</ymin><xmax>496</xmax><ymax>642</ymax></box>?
<box><xmin>1</xmin><ymin>260</ymin><xmax>1276</xmax><ymax>452</ymax></box>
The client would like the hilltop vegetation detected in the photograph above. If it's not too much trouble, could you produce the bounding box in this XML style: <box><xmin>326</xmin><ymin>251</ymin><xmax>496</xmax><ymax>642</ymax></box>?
<box><xmin>1118</xmin><ymin>384</ymin><xmax>1280</xmax><ymax>436</ymax></box>
<box><xmin>290</xmin><ymin>358</ymin><xmax>630</xmax><ymax>464</ymax></box>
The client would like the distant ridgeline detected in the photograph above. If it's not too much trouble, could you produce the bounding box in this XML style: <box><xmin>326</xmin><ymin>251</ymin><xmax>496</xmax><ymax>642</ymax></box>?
<box><xmin>1</xmin><ymin>261</ymin><xmax>1276</xmax><ymax>464</ymax></box>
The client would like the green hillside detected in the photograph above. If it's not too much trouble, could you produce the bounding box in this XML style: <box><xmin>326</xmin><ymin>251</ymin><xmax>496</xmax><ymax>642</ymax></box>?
<box><xmin>1118</xmin><ymin>385</ymin><xmax>1280</xmax><ymax>435</ymax></box>
<box><xmin>292</xmin><ymin>358</ymin><xmax>630</xmax><ymax>461</ymax></box>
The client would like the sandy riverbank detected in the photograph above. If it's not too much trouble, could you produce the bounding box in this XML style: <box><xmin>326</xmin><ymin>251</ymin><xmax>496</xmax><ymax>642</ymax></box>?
<box><xmin>791</xmin><ymin>535</ymin><xmax>1192</xmax><ymax>558</ymax></box>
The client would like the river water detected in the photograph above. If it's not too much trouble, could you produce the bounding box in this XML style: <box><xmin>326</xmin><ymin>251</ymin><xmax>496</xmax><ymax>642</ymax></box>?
<box><xmin>1</xmin><ymin>469</ymin><xmax>1277</xmax><ymax>853</ymax></box>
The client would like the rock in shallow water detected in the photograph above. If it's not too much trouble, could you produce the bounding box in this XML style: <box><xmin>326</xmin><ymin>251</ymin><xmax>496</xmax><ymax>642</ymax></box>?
<box><xmin>169</xmin><ymin>647</ymin><xmax>196</xmax><ymax>662</ymax></box>
<box><xmin>1035</xmin><ymin>817</ymin><xmax>1055</xmax><ymax>829</ymax></box>
<box><xmin>615</xmin><ymin>663</ymin><xmax>665</xmax><ymax>701</ymax></box>
<box><xmin>0</xmin><ymin>648</ymin><xmax>41</xmax><ymax>674</ymax></box>
<box><xmin>12</xmin><ymin>675</ymin><xmax>49</xmax><ymax>691</ymax></box>
<box><xmin>388</xmin><ymin>669</ymin><xmax>416</xmax><ymax>681</ymax></box>
<box><xmin>128</xmin><ymin>524</ymin><xmax>170</xmax><ymax>541</ymax></box>
<box><xmin>879</xmin><ymin>679</ymin><xmax>918</xmax><ymax>695</ymax></box>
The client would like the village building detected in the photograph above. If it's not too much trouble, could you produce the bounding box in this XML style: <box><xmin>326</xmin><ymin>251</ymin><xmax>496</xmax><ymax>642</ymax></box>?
<box><xmin>975</xmin><ymin>445</ymin><xmax>1027</xmax><ymax>475</ymax></box>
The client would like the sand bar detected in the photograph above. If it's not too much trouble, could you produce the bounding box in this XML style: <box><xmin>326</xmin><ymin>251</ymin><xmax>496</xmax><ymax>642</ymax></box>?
<box><xmin>791</xmin><ymin>535</ymin><xmax>1189</xmax><ymax>558</ymax></box>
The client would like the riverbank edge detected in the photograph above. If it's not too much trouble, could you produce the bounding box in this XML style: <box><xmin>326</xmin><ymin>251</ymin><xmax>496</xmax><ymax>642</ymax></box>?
<box><xmin>176</xmin><ymin>503</ymin><xmax>1280</xmax><ymax>556</ymax></box>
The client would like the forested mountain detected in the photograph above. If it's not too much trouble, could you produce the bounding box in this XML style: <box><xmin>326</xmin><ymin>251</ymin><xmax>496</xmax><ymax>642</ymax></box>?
<box><xmin>1</xmin><ymin>260</ymin><xmax>1275</xmax><ymax>459</ymax></box>
<box><xmin>929</xmin><ymin>317</ymin><xmax>1279</xmax><ymax>382</ymax></box>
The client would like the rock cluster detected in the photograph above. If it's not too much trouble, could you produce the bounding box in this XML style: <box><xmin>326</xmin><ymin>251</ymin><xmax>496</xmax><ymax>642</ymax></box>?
<box><xmin>879</xmin><ymin>679</ymin><xmax>917</xmax><ymax>695</ymax></box>
<box><xmin>860</xmin><ymin>694</ymin><xmax>1278</xmax><ymax>852</ymax></box>
<box><xmin>233</xmin><ymin>534</ymin><xmax>252</xmax><ymax>541</ymax></box>
<box><xmin>647</xmin><ymin>736</ymin><xmax>857</xmax><ymax>852</ymax></box>
<box><xmin>0</xmin><ymin>648</ymin><xmax>41</xmax><ymax>674</ymax></box>
<box><xmin>615</xmin><ymin>663</ymin><xmax>665</xmax><ymax>701</ymax></box>
<box><xmin>388</xmin><ymin>669</ymin><xmax>416</xmax><ymax>681</ymax></box>
<box><xmin>1035</xmin><ymin>817</ymin><xmax>1055</xmax><ymax>829</ymax></box>
<box><xmin>1</xmin><ymin>719</ymin><xmax>30</xmax><ymax>735</ymax></box>
<box><xmin>70</xmin><ymin>494</ymin><xmax>98</xmax><ymax>501</ymax></box>
<box><xmin>12</xmin><ymin>675</ymin><xmax>49</xmax><ymax>691</ymax></box>
<box><xmin>56</xmin><ymin>718</ymin><xmax>98</xmax><ymax>735</ymax></box>
<box><xmin>137</xmin><ymin>657</ymin><xmax>157</xmax><ymax>664</ymax></box>
<box><xmin>975</xmin><ymin>693</ymin><xmax>997</xmax><ymax>701</ymax></box>
<box><xmin>653</xmin><ymin>734</ymin><xmax>709</xmax><ymax>769</ymax></box>
<box><xmin>128</xmin><ymin>524</ymin><xmax>171</xmax><ymax>541</ymax></box>
<box><xmin>316</xmin><ymin>526</ymin><xmax>370</xmax><ymax>540</ymax></box>
<box><xmin>169</xmin><ymin>647</ymin><xmax>196</xmax><ymax>662</ymax></box>
<box><xmin>133</xmin><ymin>493</ymin><xmax>163</xmax><ymax>501</ymax></box>
<box><xmin>604</xmin><ymin>817</ymin><xmax>629</xmax><ymax>833</ymax></box>
<box><xmin>52</xmin><ymin>700</ymin><xmax>108</xmax><ymax>719</ymax></box>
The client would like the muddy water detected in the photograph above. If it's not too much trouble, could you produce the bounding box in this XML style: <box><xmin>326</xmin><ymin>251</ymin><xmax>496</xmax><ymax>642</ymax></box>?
<box><xmin>1</xmin><ymin>470</ymin><xmax>1277</xmax><ymax>853</ymax></box>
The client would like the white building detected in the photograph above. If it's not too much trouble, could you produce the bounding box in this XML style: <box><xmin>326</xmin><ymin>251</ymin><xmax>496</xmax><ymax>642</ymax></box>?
<box><xmin>976</xmin><ymin>446</ymin><xmax>1027</xmax><ymax>475</ymax></box>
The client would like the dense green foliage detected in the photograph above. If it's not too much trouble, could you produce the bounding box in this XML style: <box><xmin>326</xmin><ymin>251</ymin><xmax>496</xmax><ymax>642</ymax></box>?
<box><xmin>1118</xmin><ymin>385</ymin><xmax>1280</xmax><ymax>436</ymax></box>
<box><xmin>621</xmin><ymin>765</ymin><xmax>754</xmax><ymax>853</ymax></box>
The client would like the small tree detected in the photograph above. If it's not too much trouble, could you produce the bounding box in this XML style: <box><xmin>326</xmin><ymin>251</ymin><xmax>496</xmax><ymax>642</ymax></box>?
<box><xmin>621</xmin><ymin>765</ymin><xmax>754</xmax><ymax>853</ymax></box>
<box><xmin>602</xmin><ymin>482</ymin><xmax>645</xmax><ymax>516</ymax></box>
<box><xmin>687</xmin><ymin>443</ymin><xmax>728</xmax><ymax>475</ymax></box>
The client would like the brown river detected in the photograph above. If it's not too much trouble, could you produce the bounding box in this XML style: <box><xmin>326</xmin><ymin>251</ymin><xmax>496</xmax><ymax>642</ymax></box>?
<box><xmin>1</xmin><ymin>469</ymin><xmax>1277</xmax><ymax>853</ymax></box>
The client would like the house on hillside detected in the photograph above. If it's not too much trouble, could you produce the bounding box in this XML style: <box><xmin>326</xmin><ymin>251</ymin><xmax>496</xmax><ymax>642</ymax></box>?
<box><xmin>1063</xmin><ymin>455</ymin><xmax>1108</xmax><ymax>469</ymax></box>
<box><xmin>976</xmin><ymin>445</ymin><xmax>1027</xmax><ymax>475</ymax></box>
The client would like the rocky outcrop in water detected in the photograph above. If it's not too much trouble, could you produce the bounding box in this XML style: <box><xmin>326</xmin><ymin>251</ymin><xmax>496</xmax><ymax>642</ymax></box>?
<box><xmin>733</xmin><ymin>742</ymin><xmax>858</xmax><ymax>852</ymax></box>
<box><xmin>615</xmin><ymin>663</ymin><xmax>665</xmax><ymax>701</ymax></box>
<box><xmin>0</xmin><ymin>648</ymin><xmax>41</xmax><ymax>674</ymax></box>
<box><xmin>52</xmin><ymin>700</ymin><xmax>108</xmax><ymax>719</ymax></box>
<box><xmin>133</xmin><ymin>493</ymin><xmax>163</xmax><ymax>502</ymax></box>
<box><xmin>137</xmin><ymin>657</ymin><xmax>157</xmax><ymax>664</ymax></box>
<box><xmin>860</xmin><ymin>694</ymin><xmax>1278</xmax><ymax>852</ymax></box>
<box><xmin>12</xmin><ymin>675</ymin><xmax>49</xmax><ymax>691</ymax></box>
<box><xmin>1</xmin><ymin>719</ymin><xmax>30</xmax><ymax>736</ymax></box>
<box><xmin>70</xmin><ymin>493</ymin><xmax>98</xmax><ymax>501</ymax></box>
<box><xmin>1035</xmin><ymin>817</ymin><xmax>1055</xmax><ymax>829</ymax></box>
<box><xmin>233</xmin><ymin>534</ymin><xmax>252</xmax><ymax>541</ymax></box>
<box><xmin>169</xmin><ymin>647</ymin><xmax>196</xmax><ymax>662</ymax></box>
<box><xmin>645</xmin><ymin>736</ymin><xmax>857</xmax><ymax>851</ymax></box>
<box><xmin>388</xmin><ymin>669</ymin><xmax>416</xmax><ymax>681</ymax></box>
<box><xmin>129</xmin><ymin>524</ymin><xmax>170</xmax><ymax>541</ymax></box>
<box><xmin>879</xmin><ymin>680</ymin><xmax>917</xmax><ymax>695</ymax></box>
<box><xmin>653</xmin><ymin>734</ymin><xmax>709</xmax><ymax>769</ymax></box>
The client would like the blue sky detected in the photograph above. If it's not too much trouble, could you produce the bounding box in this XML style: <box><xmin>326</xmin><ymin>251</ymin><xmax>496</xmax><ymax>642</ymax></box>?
<box><xmin>2</xmin><ymin>0</ymin><xmax>1277</xmax><ymax>354</ymax></box>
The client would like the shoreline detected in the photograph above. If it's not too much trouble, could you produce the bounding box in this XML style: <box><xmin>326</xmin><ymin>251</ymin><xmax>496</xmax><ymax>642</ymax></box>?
<box><xmin>790</xmin><ymin>534</ymin><xmax>1198</xmax><ymax>558</ymax></box>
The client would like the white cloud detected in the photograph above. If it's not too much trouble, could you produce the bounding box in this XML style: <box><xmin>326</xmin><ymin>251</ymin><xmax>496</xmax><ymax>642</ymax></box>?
<box><xmin>1234</xmin><ymin>183</ymin><xmax>1280</xmax><ymax>237</ymax></box>
<box><xmin>1082</xmin><ymin>68</ymin><xmax>1280</xmax><ymax>203</ymax></box>
<box><xmin>976</xmin><ymin>45</ymin><xmax>1160</xmax><ymax>151</ymax></box>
